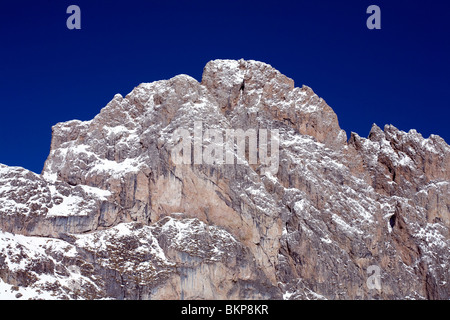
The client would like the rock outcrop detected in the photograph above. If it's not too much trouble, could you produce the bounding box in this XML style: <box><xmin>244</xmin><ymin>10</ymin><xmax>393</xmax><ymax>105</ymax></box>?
<box><xmin>0</xmin><ymin>59</ymin><xmax>448</xmax><ymax>299</ymax></box>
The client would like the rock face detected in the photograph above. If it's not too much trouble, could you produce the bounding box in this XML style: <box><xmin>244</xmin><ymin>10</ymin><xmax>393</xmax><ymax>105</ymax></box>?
<box><xmin>0</xmin><ymin>59</ymin><xmax>449</xmax><ymax>300</ymax></box>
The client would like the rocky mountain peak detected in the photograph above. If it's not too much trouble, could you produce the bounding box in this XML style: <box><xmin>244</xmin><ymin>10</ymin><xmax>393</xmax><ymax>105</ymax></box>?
<box><xmin>0</xmin><ymin>59</ymin><xmax>448</xmax><ymax>300</ymax></box>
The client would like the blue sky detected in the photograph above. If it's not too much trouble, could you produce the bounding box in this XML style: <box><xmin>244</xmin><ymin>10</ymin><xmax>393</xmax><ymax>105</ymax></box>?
<box><xmin>1</xmin><ymin>0</ymin><xmax>449</xmax><ymax>173</ymax></box>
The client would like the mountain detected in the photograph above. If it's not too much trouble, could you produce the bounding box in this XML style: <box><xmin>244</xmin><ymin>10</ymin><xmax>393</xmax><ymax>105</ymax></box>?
<box><xmin>0</xmin><ymin>59</ymin><xmax>448</xmax><ymax>299</ymax></box>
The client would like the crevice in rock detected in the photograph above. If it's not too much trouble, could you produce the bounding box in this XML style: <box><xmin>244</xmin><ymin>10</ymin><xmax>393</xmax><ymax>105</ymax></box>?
<box><xmin>389</xmin><ymin>214</ymin><xmax>396</xmax><ymax>228</ymax></box>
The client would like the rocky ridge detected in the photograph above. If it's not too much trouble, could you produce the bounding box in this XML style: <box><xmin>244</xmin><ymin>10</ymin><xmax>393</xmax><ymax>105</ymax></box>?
<box><xmin>0</xmin><ymin>59</ymin><xmax>449</xmax><ymax>299</ymax></box>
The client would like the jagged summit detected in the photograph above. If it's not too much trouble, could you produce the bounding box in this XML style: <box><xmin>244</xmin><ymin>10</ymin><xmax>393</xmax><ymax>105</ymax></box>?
<box><xmin>0</xmin><ymin>60</ymin><xmax>449</xmax><ymax>300</ymax></box>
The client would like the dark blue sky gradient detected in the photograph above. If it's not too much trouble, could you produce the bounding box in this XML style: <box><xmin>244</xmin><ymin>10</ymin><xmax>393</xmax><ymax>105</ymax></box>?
<box><xmin>1</xmin><ymin>0</ymin><xmax>449</xmax><ymax>173</ymax></box>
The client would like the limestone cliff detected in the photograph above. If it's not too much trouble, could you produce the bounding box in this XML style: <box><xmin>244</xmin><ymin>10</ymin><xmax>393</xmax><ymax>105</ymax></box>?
<box><xmin>0</xmin><ymin>59</ymin><xmax>448</xmax><ymax>299</ymax></box>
